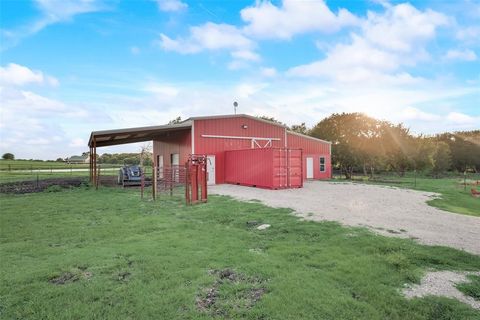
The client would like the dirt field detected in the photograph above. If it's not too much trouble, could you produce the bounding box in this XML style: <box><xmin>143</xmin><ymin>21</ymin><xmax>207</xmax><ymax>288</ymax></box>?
<box><xmin>211</xmin><ymin>181</ymin><xmax>480</xmax><ymax>255</ymax></box>
<box><xmin>0</xmin><ymin>177</ymin><xmax>87</xmax><ymax>194</ymax></box>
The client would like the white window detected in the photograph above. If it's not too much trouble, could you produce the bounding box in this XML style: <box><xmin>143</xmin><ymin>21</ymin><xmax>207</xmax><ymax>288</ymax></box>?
<box><xmin>320</xmin><ymin>157</ymin><xmax>326</xmax><ymax>172</ymax></box>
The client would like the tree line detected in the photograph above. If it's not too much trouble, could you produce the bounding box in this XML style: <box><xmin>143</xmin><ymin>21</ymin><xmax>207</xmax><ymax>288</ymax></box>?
<box><xmin>98</xmin><ymin>152</ymin><xmax>153</xmax><ymax>166</ymax></box>
<box><xmin>304</xmin><ymin>113</ymin><xmax>479</xmax><ymax>178</ymax></box>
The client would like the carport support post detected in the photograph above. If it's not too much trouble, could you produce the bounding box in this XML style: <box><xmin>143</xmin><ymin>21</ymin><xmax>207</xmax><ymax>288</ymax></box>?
<box><xmin>89</xmin><ymin>147</ymin><xmax>92</xmax><ymax>183</ymax></box>
<box><xmin>93</xmin><ymin>138</ymin><xmax>97</xmax><ymax>188</ymax></box>
<box><xmin>152</xmin><ymin>166</ymin><xmax>157</xmax><ymax>201</ymax></box>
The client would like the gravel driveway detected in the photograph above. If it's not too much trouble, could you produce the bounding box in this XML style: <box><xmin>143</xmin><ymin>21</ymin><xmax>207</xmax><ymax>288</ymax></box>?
<box><xmin>211</xmin><ymin>181</ymin><xmax>480</xmax><ymax>255</ymax></box>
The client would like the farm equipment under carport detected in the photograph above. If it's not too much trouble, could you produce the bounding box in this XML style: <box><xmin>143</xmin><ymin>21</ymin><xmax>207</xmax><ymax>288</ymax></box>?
<box><xmin>118</xmin><ymin>165</ymin><xmax>147</xmax><ymax>187</ymax></box>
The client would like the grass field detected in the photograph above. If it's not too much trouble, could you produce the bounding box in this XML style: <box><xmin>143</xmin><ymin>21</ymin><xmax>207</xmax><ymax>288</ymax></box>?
<box><xmin>0</xmin><ymin>160</ymin><xmax>149</xmax><ymax>183</ymax></box>
<box><xmin>0</xmin><ymin>159</ymin><xmax>91</xmax><ymax>170</ymax></box>
<box><xmin>333</xmin><ymin>174</ymin><xmax>480</xmax><ymax>217</ymax></box>
<box><xmin>1</xmin><ymin>186</ymin><xmax>479</xmax><ymax>319</ymax></box>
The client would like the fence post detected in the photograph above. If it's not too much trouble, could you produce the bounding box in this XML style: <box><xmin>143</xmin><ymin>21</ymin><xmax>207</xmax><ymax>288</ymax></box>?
<box><xmin>464</xmin><ymin>171</ymin><xmax>467</xmax><ymax>191</ymax></box>
<box><xmin>414</xmin><ymin>169</ymin><xmax>417</xmax><ymax>188</ymax></box>
<box><xmin>96</xmin><ymin>165</ymin><xmax>100</xmax><ymax>190</ymax></box>
<box><xmin>141</xmin><ymin>172</ymin><xmax>144</xmax><ymax>199</ymax></box>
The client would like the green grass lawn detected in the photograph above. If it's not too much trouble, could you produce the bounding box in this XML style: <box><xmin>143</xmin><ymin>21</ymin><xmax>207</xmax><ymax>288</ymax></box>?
<box><xmin>408</xmin><ymin>177</ymin><xmax>480</xmax><ymax>217</ymax></box>
<box><xmin>1</xmin><ymin>187</ymin><xmax>479</xmax><ymax>319</ymax></box>
<box><xmin>333</xmin><ymin>175</ymin><xmax>480</xmax><ymax>217</ymax></box>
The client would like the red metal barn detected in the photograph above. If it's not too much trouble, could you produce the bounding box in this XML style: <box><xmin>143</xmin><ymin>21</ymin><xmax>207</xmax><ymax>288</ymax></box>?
<box><xmin>88</xmin><ymin>114</ymin><xmax>332</xmax><ymax>189</ymax></box>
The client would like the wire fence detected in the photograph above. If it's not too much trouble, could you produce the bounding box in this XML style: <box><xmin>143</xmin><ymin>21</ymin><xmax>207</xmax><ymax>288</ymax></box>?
<box><xmin>0</xmin><ymin>163</ymin><xmax>154</xmax><ymax>185</ymax></box>
<box><xmin>331</xmin><ymin>169</ymin><xmax>480</xmax><ymax>190</ymax></box>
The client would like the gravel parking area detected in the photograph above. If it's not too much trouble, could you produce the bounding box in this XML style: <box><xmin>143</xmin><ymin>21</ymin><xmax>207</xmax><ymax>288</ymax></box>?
<box><xmin>211</xmin><ymin>181</ymin><xmax>480</xmax><ymax>255</ymax></box>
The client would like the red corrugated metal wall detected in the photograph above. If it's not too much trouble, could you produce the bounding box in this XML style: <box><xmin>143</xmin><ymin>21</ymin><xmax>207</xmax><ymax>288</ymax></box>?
<box><xmin>194</xmin><ymin>117</ymin><xmax>286</xmax><ymax>183</ymax></box>
<box><xmin>225</xmin><ymin>148</ymin><xmax>302</xmax><ymax>189</ymax></box>
<box><xmin>286</xmin><ymin>132</ymin><xmax>332</xmax><ymax>179</ymax></box>
<box><xmin>152</xmin><ymin>129</ymin><xmax>191</xmax><ymax>167</ymax></box>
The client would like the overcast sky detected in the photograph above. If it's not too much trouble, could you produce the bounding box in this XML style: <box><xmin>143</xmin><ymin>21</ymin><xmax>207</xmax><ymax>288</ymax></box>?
<box><xmin>0</xmin><ymin>0</ymin><xmax>479</xmax><ymax>160</ymax></box>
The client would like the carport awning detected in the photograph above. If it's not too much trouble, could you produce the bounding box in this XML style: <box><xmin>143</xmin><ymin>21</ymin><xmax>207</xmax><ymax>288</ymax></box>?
<box><xmin>88</xmin><ymin>121</ymin><xmax>192</xmax><ymax>147</ymax></box>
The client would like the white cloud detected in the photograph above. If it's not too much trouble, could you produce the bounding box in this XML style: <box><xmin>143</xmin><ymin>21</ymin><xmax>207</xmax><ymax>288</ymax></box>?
<box><xmin>362</xmin><ymin>3</ymin><xmax>448</xmax><ymax>52</ymax></box>
<box><xmin>69</xmin><ymin>138</ymin><xmax>86</xmax><ymax>147</ymax></box>
<box><xmin>445</xmin><ymin>49</ymin><xmax>477</xmax><ymax>61</ymax></box>
<box><xmin>143</xmin><ymin>83</ymin><xmax>180</xmax><ymax>97</ymax></box>
<box><xmin>159</xmin><ymin>22</ymin><xmax>254</xmax><ymax>54</ymax></box>
<box><xmin>456</xmin><ymin>26</ymin><xmax>480</xmax><ymax>44</ymax></box>
<box><xmin>130</xmin><ymin>46</ymin><xmax>140</xmax><ymax>55</ymax></box>
<box><xmin>0</xmin><ymin>63</ymin><xmax>93</xmax><ymax>159</ymax></box>
<box><xmin>231</xmin><ymin>50</ymin><xmax>261</xmax><ymax>62</ymax></box>
<box><xmin>158</xmin><ymin>22</ymin><xmax>260</xmax><ymax>69</ymax></box>
<box><xmin>155</xmin><ymin>0</ymin><xmax>187</xmax><ymax>12</ymax></box>
<box><xmin>289</xmin><ymin>35</ymin><xmax>400</xmax><ymax>81</ymax></box>
<box><xmin>34</xmin><ymin>0</ymin><xmax>100</xmax><ymax>21</ymax></box>
<box><xmin>2</xmin><ymin>0</ymin><xmax>104</xmax><ymax>49</ymax></box>
<box><xmin>288</xmin><ymin>3</ymin><xmax>448</xmax><ymax>83</ymax></box>
<box><xmin>0</xmin><ymin>88</ymin><xmax>65</xmax><ymax>111</ymax></box>
<box><xmin>400</xmin><ymin>107</ymin><xmax>441</xmax><ymax>122</ymax></box>
<box><xmin>446</xmin><ymin>112</ymin><xmax>478</xmax><ymax>125</ymax></box>
<box><xmin>235</xmin><ymin>83</ymin><xmax>268</xmax><ymax>99</ymax></box>
<box><xmin>260</xmin><ymin>67</ymin><xmax>277</xmax><ymax>77</ymax></box>
<box><xmin>227</xmin><ymin>60</ymin><xmax>250</xmax><ymax>71</ymax></box>
<box><xmin>240</xmin><ymin>0</ymin><xmax>360</xmax><ymax>40</ymax></box>
<box><xmin>0</xmin><ymin>63</ymin><xmax>59</xmax><ymax>87</ymax></box>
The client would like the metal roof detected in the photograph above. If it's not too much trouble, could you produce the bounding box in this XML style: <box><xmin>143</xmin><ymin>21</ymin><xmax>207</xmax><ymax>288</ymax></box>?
<box><xmin>88</xmin><ymin>121</ymin><xmax>192</xmax><ymax>147</ymax></box>
<box><xmin>286</xmin><ymin>130</ymin><xmax>332</xmax><ymax>144</ymax></box>
<box><xmin>88</xmin><ymin>114</ymin><xmax>331</xmax><ymax>148</ymax></box>
<box><xmin>185</xmin><ymin>114</ymin><xmax>288</xmax><ymax>128</ymax></box>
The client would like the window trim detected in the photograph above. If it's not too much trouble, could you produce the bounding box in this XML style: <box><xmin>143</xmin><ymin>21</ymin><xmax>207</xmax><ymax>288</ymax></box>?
<box><xmin>319</xmin><ymin>156</ymin><xmax>326</xmax><ymax>172</ymax></box>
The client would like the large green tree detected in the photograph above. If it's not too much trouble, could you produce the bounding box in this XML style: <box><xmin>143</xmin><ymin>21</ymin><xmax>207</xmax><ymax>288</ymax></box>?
<box><xmin>2</xmin><ymin>153</ymin><xmax>14</xmax><ymax>160</ymax></box>
<box><xmin>436</xmin><ymin>131</ymin><xmax>480</xmax><ymax>172</ymax></box>
<box><xmin>310</xmin><ymin>113</ymin><xmax>382</xmax><ymax>178</ymax></box>
<box><xmin>431</xmin><ymin>141</ymin><xmax>452</xmax><ymax>177</ymax></box>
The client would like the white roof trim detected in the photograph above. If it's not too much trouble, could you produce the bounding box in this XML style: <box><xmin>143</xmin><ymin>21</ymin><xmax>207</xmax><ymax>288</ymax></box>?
<box><xmin>287</xmin><ymin>130</ymin><xmax>332</xmax><ymax>144</ymax></box>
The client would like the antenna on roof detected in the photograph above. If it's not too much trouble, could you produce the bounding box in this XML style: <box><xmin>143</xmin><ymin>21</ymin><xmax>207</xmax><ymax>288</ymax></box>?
<box><xmin>233</xmin><ymin>101</ymin><xmax>238</xmax><ymax>114</ymax></box>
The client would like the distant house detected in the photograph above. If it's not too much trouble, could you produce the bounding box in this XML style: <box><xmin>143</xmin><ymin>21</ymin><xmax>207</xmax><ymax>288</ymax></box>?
<box><xmin>67</xmin><ymin>155</ymin><xmax>90</xmax><ymax>164</ymax></box>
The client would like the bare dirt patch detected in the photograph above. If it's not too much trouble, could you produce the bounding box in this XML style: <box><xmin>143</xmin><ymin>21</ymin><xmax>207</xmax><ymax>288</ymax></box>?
<box><xmin>0</xmin><ymin>178</ymin><xmax>87</xmax><ymax>194</ymax></box>
<box><xmin>403</xmin><ymin>271</ymin><xmax>480</xmax><ymax>310</ymax></box>
<box><xmin>49</xmin><ymin>268</ymin><xmax>92</xmax><ymax>285</ymax></box>
<box><xmin>116</xmin><ymin>271</ymin><xmax>131</xmax><ymax>282</ymax></box>
<box><xmin>196</xmin><ymin>268</ymin><xmax>267</xmax><ymax>316</ymax></box>
<box><xmin>49</xmin><ymin>272</ymin><xmax>79</xmax><ymax>285</ymax></box>
<box><xmin>211</xmin><ymin>181</ymin><xmax>480</xmax><ymax>255</ymax></box>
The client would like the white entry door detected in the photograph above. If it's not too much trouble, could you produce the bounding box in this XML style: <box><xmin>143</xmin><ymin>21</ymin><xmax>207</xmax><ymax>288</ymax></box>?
<box><xmin>171</xmin><ymin>153</ymin><xmax>179</xmax><ymax>182</ymax></box>
<box><xmin>207</xmin><ymin>155</ymin><xmax>216</xmax><ymax>185</ymax></box>
<box><xmin>158</xmin><ymin>155</ymin><xmax>164</xmax><ymax>179</ymax></box>
<box><xmin>171</xmin><ymin>153</ymin><xmax>179</xmax><ymax>166</ymax></box>
<box><xmin>306</xmin><ymin>157</ymin><xmax>314</xmax><ymax>179</ymax></box>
